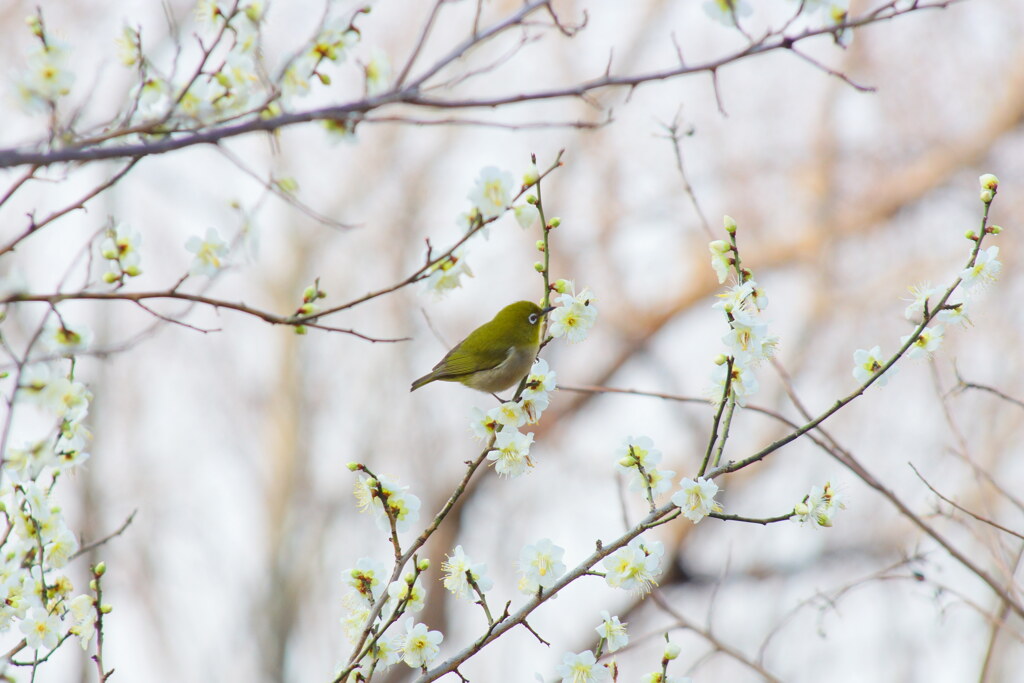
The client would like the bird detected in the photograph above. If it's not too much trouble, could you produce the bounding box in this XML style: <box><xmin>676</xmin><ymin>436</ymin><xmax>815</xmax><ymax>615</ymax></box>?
<box><xmin>410</xmin><ymin>300</ymin><xmax>553</xmax><ymax>393</ymax></box>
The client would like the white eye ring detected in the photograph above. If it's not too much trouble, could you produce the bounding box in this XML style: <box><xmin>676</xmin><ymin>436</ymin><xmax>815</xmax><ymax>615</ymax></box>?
<box><xmin>528</xmin><ymin>313</ymin><xmax>539</xmax><ymax>324</ymax></box>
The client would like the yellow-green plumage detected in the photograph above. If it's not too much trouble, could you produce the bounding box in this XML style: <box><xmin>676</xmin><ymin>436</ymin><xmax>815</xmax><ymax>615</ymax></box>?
<box><xmin>411</xmin><ymin>301</ymin><xmax>550</xmax><ymax>393</ymax></box>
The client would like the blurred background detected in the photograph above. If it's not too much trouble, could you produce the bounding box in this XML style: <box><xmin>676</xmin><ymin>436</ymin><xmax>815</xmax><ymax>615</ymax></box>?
<box><xmin>2</xmin><ymin>0</ymin><xmax>1024</xmax><ymax>680</ymax></box>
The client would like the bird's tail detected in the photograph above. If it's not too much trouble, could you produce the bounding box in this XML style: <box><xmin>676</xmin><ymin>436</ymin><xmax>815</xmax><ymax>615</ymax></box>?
<box><xmin>410</xmin><ymin>373</ymin><xmax>435</xmax><ymax>392</ymax></box>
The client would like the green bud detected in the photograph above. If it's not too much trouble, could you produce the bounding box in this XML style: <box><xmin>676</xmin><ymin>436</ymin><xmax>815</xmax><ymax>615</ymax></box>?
<box><xmin>346</xmin><ymin>462</ymin><xmax>363</xmax><ymax>471</ymax></box>
<box><xmin>303</xmin><ymin>285</ymin><xmax>317</xmax><ymax>302</ymax></box>
<box><xmin>102</xmin><ymin>272</ymin><xmax>119</xmax><ymax>284</ymax></box>
<box><xmin>617</xmin><ymin>456</ymin><xmax>635</xmax><ymax>468</ymax></box>
<box><xmin>417</xmin><ymin>558</ymin><xmax>430</xmax><ymax>572</ymax></box>
<box><xmin>713</xmin><ymin>354</ymin><xmax>729</xmax><ymax>366</ymax></box>
<box><xmin>980</xmin><ymin>189</ymin><xmax>994</xmax><ymax>204</ymax></box>
<box><xmin>965</xmin><ymin>230</ymin><xmax>978</xmax><ymax>241</ymax></box>
<box><xmin>404</xmin><ymin>571</ymin><xmax>416</xmax><ymax>585</ymax></box>
<box><xmin>723</xmin><ymin>215</ymin><xmax>737</xmax><ymax>234</ymax></box>
<box><xmin>793</xmin><ymin>502</ymin><xmax>809</xmax><ymax>516</ymax></box>
<box><xmin>298</xmin><ymin>303</ymin><xmax>317</xmax><ymax>316</ymax></box>
<box><xmin>547</xmin><ymin>217</ymin><xmax>561</xmax><ymax>228</ymax></box>
<box><xmin>94</xmin><ymin>562</ymin><xmax>106</xmax><ymax>577</ymax></box>
<box><xmin>533</xmin><ymin>262</ymin><xmax>545</xmax><ymax>272</ymax></box>
<box><xmin>276</xmin><ymin>177</ymin><xmax>299</xmax><ymax>194</ymax></box>
<box><xmin>89</xmin><ymin>579</ymin><xmax>98</xmax><ymax>591</ymax></box>
<box><xmin>979</xmin><ymin>173</ymin><xmax>999</xmax><ymax>191</ymax></box>
<box><xmin>535</xmin><ymin>240</ymin><xmax>546</xmax><ymax>252</ymax></box>
<box><xmin>553</xmin><ymin>279</ymin><xmax>571</xmax><ymax>294</ymax></box>
<box><xmin>124</xmin><ymin>266</ymin><xmax>141</xmax><ymax>277</ymax></box>
<box><xmin>100</xmin><ymin>604</ymin><xmax>113</xmax><ymax>614</ymax></box>
<box><xmin>317</xmin><ymin>72</ymin><xmax>331</xmax><ymax>85</ymax></box>
<box><xmin>663</xmin><ymin>642</ymin><xmax>681</xmax><ymax>660</ymax></box>
<box><xmin>26</xmin><ymin>15</ymin><xmax>43</xmax><ymax>37</ymax></box>
<box><xmin>526</xmin><ymin>194</ymin><xmax>538</xmax><ymax>205</ymax></box>
<box><xmin>988</xmin><ymin>225</ymin><xmax>1002</xmax><ymax>235</ymax></box>
<box><xmin>294</xmin><ymin>325</ymin><xmax>308</xmax><ymax>335</ymax></box>
<box><xmin>0</xmin><ymin>372</ymin><xmax>7</xmax><ymax>380</ymax></box>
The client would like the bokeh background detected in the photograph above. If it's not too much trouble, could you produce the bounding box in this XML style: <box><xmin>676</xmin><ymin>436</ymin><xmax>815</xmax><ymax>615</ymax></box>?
<box><xmin>2</xmin><ymin>0</ymin><xmax>1024</xmax><ymax>681</ymax></box>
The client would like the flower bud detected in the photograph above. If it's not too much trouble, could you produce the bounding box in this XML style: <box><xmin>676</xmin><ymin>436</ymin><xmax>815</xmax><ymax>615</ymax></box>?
<box><xmin>124</xmin><ymin>266</ymin><xmax>141</xmax><ymax>277</ymax></box>
<box><xmin>534</xmin><ymin>262</ymin><xmax>545</xmax><ymax>272</ymax></box>
<box><xmin>980</xmin><ymin>189</ymin><xmax>994</xmax><ymax>204</ymax></box>
<box><xmin>303</xmin><ymin>285</ymin><xmax>317</xmax><ymax>302</ymax></box>
<box><xmin>102</xmin><ymin>272</ymin><xmax>119</xmax><ymax>284</ymax></box>
<box><xmin>523</xmin><ymin>164</ymin><xmax>540</xmax><ymax>187</ymax></box>
<box><xmin>663</xmin><ymin>642</ymin><xmax>681</xmax><ymax>660</ymax></box>
<box><xmin>988</xmin><ymin>225</ymin><xmax>1003</xmax><ymax>235</ymax></box>
<box><xmin>709</xmin><ymin>239</ymin><xmax>729</xmax><ymax>254</ymax></box>
<box><xmin>547</xmin><ymin>217</ymin><xmax>561</xmax><ymax>228</ymax></box>
<box><xmin>26</xmin><ymin>15</ymin><xmax>43</xmax><ymax>37</ymax></box>
<box><xmin>89</xmin><ymin>579</ymin><xmax>98</xmax><ymax>591</ymax></box>
<box><xmin>526</xmin><ymin>194</ymin><xmax>538</xmax><ymax>205</ymax></box>
<box><xmin>618</xmin><ymin>456</ymin><xmax>636</xmax><ymax>468</ymax></box>
<box><xmin>417</xmin><ymin>558</ymin><xmax>430</xmax><ymax>572</ymax></box>
<box><xmin>100</xmin><ymin>604</ymin><xmax>113</xmax><ymax>614</ymax></box>
<box><xmin>553</xmin><ymin>279</ymin><xmax>571</xmax><ymax>294</ymax></box>
<box><xmin>979</xmin><ymin>173</ymin><xmax>999</xmax><ymax>191</ymax></box>
<box><xmin>964</xmin><ymin>230</ymin><xmax>978</xmax><ymax>241</ymax></box>
<box><xmin>404</xmin><ymin>571</ymin><xmax>416</xmax><ymax>585</ymax></box>
<box><xmin>346</xmin><ymin>462</ymin><xmax>363</xmax><ymax>471</ymax></box>
<box><xmin>294</xmin><ymin>325</ymin><xmax>308</xmax><ymax>335</ymax></box>
<box><xmin>793</xmin><ymin>502</ymin><xmax>809</xmax><ymax>516</ymax></box>
<box><xmin>535</xmin><ymin>240</ymin><xmax>546</xmax><ymax>252</ymax></box>
<box><xmin>723</xmin><ymin>215</ymin><xmax>737</xmax><ymax>234</ymax></box>
<box><xmin>94</xmin><ymin>562</ymin><xmax>106</xmax><ymax>577</ymax></box>
<box><xmin>713</xmin><ymin>354</ymin><xmax>729</xmax><ymax>366</ymax></box>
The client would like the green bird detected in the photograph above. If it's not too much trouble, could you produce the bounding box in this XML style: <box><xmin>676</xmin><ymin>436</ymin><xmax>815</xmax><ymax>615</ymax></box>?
<box><xmin>411</xmin><ymin>301</ymin><xmax>554</xmax><ymax>393</ymax></box>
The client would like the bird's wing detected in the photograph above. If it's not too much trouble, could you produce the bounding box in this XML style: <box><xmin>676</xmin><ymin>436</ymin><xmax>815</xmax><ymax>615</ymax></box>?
<box><xmin>432</xmin><ymin>343</ymin><xmax>512</xmax><ymax>378</ymax></box>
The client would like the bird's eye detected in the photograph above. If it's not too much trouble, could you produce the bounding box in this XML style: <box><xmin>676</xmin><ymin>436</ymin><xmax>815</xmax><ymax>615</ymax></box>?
<box><xmin>528</xmin><ymin>313</ymin><xmax>538</xmax><ymax>324</ymax></box>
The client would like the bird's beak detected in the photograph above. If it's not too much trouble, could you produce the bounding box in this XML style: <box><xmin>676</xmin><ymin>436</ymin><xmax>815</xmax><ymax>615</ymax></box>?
<box><xmin>540</xmin><ymin>305</ymin><xmax>556</xmax><ymax>315</ymax></box>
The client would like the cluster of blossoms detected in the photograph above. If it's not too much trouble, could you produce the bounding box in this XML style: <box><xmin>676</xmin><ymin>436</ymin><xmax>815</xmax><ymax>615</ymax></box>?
<box><xmin>852</xmin><ymin>174</ymin><xmax>1003</xmax><ymax>386</ymax></box>
<box><xmin>0</xmin><ymin>322</ymin><xmax>102</xmax><ymax>659</ymax></box>
<box><xmin>423</xmin><ymin>165</ymin><xmax>541</xmax><ymax>299</ymax></box>
<box><xmin>704</xmin><ymin>0</ymin><xmax>850</xmax><ymax>36</ymax></box>
<box><xmin>618</xmin><ymin>435</ymin><xmax>725</xmax><ymax>523</ymax></box>
<box><xmin>602</xmin><ymin>536</ymin><xmax>665</xmax><ymax>594</ymax></box>
<box><xmin>548</xmin><ymin>279</ymin><xmax>598</xmax><ymax>344</ymax></box>
<box><xmin>708</xmin><ymin>217</ymin><xmax>777</xmax><ymax>407</ymax></box>
<box><xmin>100</xmin><ymin>223</ymin><xmax>143</xmax><ymax>285</ymax></box>
<box><xmin>352</xmin><ymin>472</ymin><xmax>422</xmax><ymax>533</ymax></box>
<box><xmin>14</xmin><ymin>2</ymin><xmax>383</xmax><ymax>132</ymax></box>
<box><xmin>14</xmin><ymin>16</ymin><xmax>75</xmax><ymax>113</ymax></box>
<box><xmin>339</xmin><ymin>556</ymin><xmax>442</xmax><ymax>672</ymax></box>
<box><xmin>616</xmin><ymin>436</ymin><xmax>675</xmax><ymax>500</ymax></box>
<box><xmin>103</xmin><ymin>223</ymin><xmax>231</xmax><ymax>287</ymax></box>
<box><xmin>556</xmin><ymin>636</ymin><xmax>692</xmax><ymax>683</ymax></box>
<box><xmin>423</xmin><ymin>247</ymin><xmax>473</xmax><ymax>300</ymax></box>
<box><xmin>468</xmin><ymin>359</ymin><xmax>556</xmax><ymax>477</ymax></box>
<box><xmin>792</xmin><ymin>482</ymin><xmax>846</xmax><ymax>527</ymax></box>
